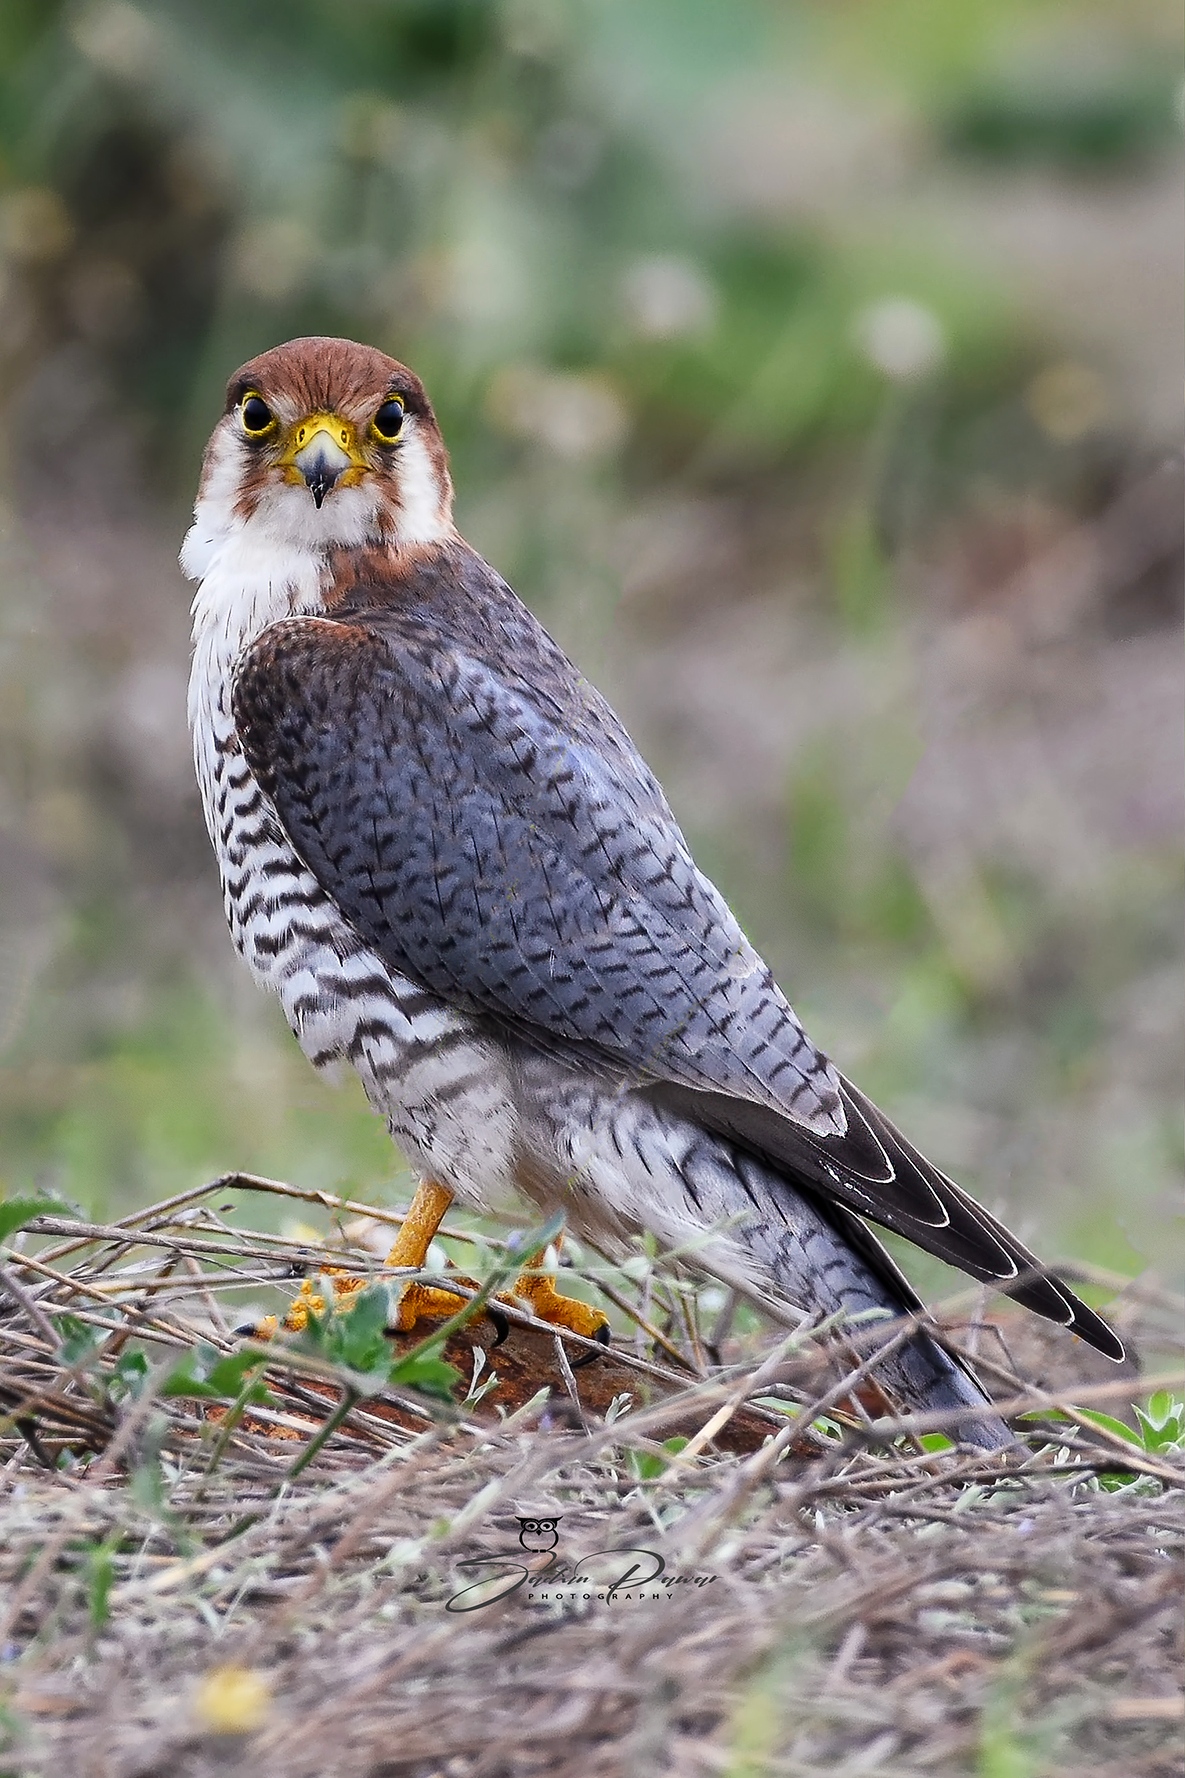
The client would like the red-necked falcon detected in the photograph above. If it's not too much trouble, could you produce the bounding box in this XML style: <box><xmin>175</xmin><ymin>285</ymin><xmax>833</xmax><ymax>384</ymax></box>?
<box><xmin>183</xmin><ymin>337</ymin><xmax>1122</xmax><ymax>1448</ymax></box>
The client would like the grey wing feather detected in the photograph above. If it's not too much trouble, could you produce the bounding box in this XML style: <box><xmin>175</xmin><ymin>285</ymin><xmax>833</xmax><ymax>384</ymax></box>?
<box><xmin>231</xmin><ymin>600</ymin><xmax>844</xmax><ymax>1136</ymax></box>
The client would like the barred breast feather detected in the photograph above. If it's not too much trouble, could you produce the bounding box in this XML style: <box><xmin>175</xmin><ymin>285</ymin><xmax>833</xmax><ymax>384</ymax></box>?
<box><xmin>187</xmin><ymin>540</ymin><xmax>519</xmax><ymax>1207</ymax></box>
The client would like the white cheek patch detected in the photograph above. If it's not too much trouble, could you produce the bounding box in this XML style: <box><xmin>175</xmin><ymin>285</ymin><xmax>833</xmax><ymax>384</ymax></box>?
<box><xmin>180</xmin><ymin>427</ymin><xmax>247</xmax><ymax>583</ymax></box>
<box><xmin>393</xmin><ymin>416</ymin><xmax>451</xmax><ymax>546</ymax></box>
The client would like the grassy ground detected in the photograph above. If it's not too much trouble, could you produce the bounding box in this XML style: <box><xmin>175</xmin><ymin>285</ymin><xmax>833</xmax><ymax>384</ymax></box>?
<box><xmin>1</xmin><ymin>1180</ymin><xmax>1182</xmax><ymax>1778</ymax></box>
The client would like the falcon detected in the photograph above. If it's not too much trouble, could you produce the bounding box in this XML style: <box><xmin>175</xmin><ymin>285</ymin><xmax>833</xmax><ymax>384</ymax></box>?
<box><xmin>183</xmin><ymin>336</ymin><xmax>1122</xmax><ymax>1449</ymax></box>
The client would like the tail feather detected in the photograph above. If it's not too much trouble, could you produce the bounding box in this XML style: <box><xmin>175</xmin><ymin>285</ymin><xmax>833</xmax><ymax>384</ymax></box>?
<box><xmin>668</xmin><ymin>1118</ymin><xmax>1013</xmax><ymax>1450</ymax></box>
<box><xmin>652</xmin><ymin>1077</ymin><xmax>1124</xmax><ymax>1364</ymax></box>
<box><xmin>724</xmin><ymin>1150</ymin><xmax>1013</xmax><ymax>1451</ymax></box>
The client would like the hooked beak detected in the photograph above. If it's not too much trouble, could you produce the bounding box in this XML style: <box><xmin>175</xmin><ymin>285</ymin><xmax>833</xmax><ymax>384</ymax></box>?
<box><xmin>280</xmin><ymin>413</ymin><xmax>369</xmax><ymax>508</ymax></box>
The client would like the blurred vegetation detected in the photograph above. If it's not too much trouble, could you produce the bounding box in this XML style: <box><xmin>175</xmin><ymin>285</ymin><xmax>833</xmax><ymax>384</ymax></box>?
<box><xmin>0</xmin><ymin>1</ymin><xmax>1179</xmax><ymax>1296</ymax></box>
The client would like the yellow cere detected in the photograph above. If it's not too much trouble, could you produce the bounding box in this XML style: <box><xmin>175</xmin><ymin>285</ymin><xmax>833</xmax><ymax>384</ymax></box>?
<box><xmin>277</xmin><ymin>410</ymin><xmax>372</xmax><ymax>484</ymax></box>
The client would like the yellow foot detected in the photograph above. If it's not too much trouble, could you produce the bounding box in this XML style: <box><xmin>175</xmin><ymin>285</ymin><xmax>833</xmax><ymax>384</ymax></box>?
<box><xmin>240</xmin><ymin>1180</ymin><xmax>459</xmax><ymax>1341</ymax></box>
<box><xmin>507</xmin><ymin>1247</ymin><xmax>611</xmax><ymax>1365</ymax></box>
<box><xmin>240</xmin><ymin>1183</ymin><xmax>609</xmax><ymax>1366</ymax></box>
<box><xmin>242</xmin><ymin>1267</ymin><xmax>368</xmax><ymax>1339</ymax></box>
<box><xmin>391</xmin><ymin>1276</ymin><xmax>482</xmax><ymax>1332</ymax></box>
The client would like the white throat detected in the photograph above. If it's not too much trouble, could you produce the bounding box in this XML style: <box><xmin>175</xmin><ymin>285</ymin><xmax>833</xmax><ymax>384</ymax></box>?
<box><xmin>182</xmin><ymin>428</ymin><xmax>334</xmax><ymax>771</ymax></box>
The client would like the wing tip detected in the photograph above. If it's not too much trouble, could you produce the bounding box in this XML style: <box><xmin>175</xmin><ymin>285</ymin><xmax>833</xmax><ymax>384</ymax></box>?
<box><xmin>1069</xmin><ymin>1306</ymin><xmax>1127</xmax><ymax>1365</ymax></box>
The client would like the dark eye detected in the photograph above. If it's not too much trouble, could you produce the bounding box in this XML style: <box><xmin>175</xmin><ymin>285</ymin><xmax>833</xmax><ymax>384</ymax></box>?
<box><xmin>241</xmin><ymin>394</ymin><xmax>274</xmax><ymax>435</ymax></box>
<box><xmin>373</xmin><ymin>397</ymin><xmax>405</xmax><ymax>442</ymax></box>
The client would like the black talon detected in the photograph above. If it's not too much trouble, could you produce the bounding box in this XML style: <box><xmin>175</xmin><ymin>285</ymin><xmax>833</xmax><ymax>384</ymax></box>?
<box><xmin>233</xmin><ymin>1321</ymin><xmax>259</xmax><ymax>1338</ymax></box>
<box><xmin>572</xmin><ymin>1323</ymin><xmax>611</xmax><ymax>1369</ymax></box>
<box><xmin>488</xmin><ymin>1302</ymin><xmax>511</xmax><ymax>1347</ymax></box>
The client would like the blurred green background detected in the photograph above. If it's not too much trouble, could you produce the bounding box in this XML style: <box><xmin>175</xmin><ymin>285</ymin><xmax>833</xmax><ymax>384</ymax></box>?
<box><xmin>0</xmin><ymin>0</ymin><xmax>1180</xmax><ymax>1292</ymax></box>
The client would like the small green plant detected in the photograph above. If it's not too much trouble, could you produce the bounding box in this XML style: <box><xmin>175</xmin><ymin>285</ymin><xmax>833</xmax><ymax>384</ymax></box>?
<box><xmin>86</xmin><ymin>1533</ymin><xmax>121</xmax><ymax>1639</ymax></box>
<box><xmin>1022</xmin><ymin>1392</ymin><xmax>1185</xmax><ymax>1492</ymax></box>
<box><xmin>277</xmin><ymin>1283</ymin><xmax>461</xmax><ymax>1481</ymax></box>
<box><xmin>291</xmin><ymin>1284</ymin><xmax>461</xmax><ymax>1403</ymax></box>
<box><xmin>1074</xmin><ymin>1391</ymin><xmax>1185</xmax><ymax>1456</ymax></box>
<box><xmin>274</xmin><ymin>1221</ymin><xmax>566</xmax><ymax>1479</ymax></box>
<box><xmin>1132</xmin><ymin>1391</ymin><xmax>1185</xmax><ymax>1454</ymax></box>
<box><xmin>54</xmin><ymin>1313</ymin><xmax>102</xmax><ymax>1368</ymax></box>
<box><xmin>108</xmin><ymin>1349</ymin><xmax>150</xmax><ymax>1404</ymax></box>
<box><xmin>629</xmin><ymin>1435</ymin><xmax>689</xmax><ymax>1481</ymax></box>
<box><xmin>162</xmin><ymin>1344</ymin><xmax>273</xmax><ymax>1408</ymax></box>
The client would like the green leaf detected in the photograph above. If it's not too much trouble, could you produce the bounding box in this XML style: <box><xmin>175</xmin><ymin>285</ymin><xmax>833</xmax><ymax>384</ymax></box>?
<box><xmin>162</xmin><ymin>1344</ymin><xmax>271</xmax><ymax>1405</ymax></box>
<box><xmin>1097</xmin><ymin>1470</ymin><xmax>1142</xmax><ymax>1493</ymax></box>
<box><xmin>0</xmin><ymin>1196</ymin><xmax>53</xmax><ymax>1246</ymax></box>
<box><xmin>55</xmin><ymin>1313</ymin><xmax>102</xmax><ymax>1368</ymax></box>
<box><xmin>109</xmin><ymin>1349</ymin><xmax>150</xmax><ymax>1403</ymax></box>
<box><xmin>919</xmin><ymin>1432</ymin><xmax>957</xmax><ymax>1452</ymax></box>
<box><xmin>205</xmin><ymin>1351</ymin><xmax>272</xmax><ymax>1401</ymax></box>
<box><xmin>629</xmin><ymin>1449</ymin><xmax>666</xmax><ymax>1481</ymax></box>
<box><xmin>332</xmin><ymin>1285</ymin><xmax>392</xmax><ymax>1374</ymax></box>
<box><xmin>87</xmin><ymin>1537</ymin><xmax>118</xmax><ymax>1635</ymax></box>
<box><xmin>1077</xmin><ymin>1408</ymin><xmax>1142</xmax><ymax>1446</ymax></box>
<box><xmin>288</xmin><ymin>1284</ymin><xmax>396</xmax><ymax>1384</ymax></box>
<box><xmin>388</xmin><ymin>1344</ymin><xmax>461</xmax><ymax>1402</ymax></box>
<box><xmin>1133</xmin><ymin>1394</ymin><xmax>1185</xmax><ymax>1453</ymax></box>
<box><xmin>628</xmin><ymin>1435</ymin><xmax>689</xmax><ymax>1481</ymax></box>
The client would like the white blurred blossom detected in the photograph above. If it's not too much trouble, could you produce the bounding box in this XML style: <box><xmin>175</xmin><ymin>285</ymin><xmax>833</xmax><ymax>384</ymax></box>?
<box><xmin>854</xmin><ymin>297</ymin><xmax>946</xmax><ymax>381</ymax></box>
<box><xmin>487</xmin><ymin>365</ymin><xmax>628</xmax><ymax>460</ymax></box>
<box><xmin>70</xmin><ymin>2</ymin><xmax>159</xmax><ymax>80</ymax></box>
<box><xmin>621</xmin><ymin>254</ymin><xmax>718</xmax><ymax>342</ymax></box>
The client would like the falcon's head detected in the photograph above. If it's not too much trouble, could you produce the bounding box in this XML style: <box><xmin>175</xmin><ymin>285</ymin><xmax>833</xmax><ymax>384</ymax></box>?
<box><xmin>182</xmin><ymin>337</ymin><xmax>454</xmax><ymax>577</ymax></box>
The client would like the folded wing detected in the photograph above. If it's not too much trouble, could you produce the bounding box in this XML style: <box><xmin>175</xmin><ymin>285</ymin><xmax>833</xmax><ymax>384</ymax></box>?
<box><xmin>232</xmin><ymin>597</ymin><xmax>844</xmax><ymax>1134</ymax></box>
<box><xmin>232</xmin><ymin>573</ymin><xmax>1123</xmax><ymax>1365</ymax></box>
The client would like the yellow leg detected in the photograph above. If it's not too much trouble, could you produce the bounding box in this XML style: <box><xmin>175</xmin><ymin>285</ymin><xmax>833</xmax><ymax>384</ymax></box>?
<box><xmin>508</xmin><ymin>1237</ymin><xmax>611</xmax><ymax>1346</ymax></box>
<box><xmin>382</xmin><ymin>1179</ymin><xmax>474</xmax><ymax>1332</ymax></box>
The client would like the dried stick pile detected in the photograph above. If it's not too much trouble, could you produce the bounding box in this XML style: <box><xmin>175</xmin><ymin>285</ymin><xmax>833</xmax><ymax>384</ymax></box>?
<box><xmin>1</xmin><ymin>1175</ymin><xmax>1182</xmax><ymax>1778</ymax></box>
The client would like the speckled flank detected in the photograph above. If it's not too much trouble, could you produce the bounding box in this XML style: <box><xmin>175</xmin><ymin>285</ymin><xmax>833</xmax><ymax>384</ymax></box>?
<box><xmin>187</xmin><ymin>542</ymin><xmax>519</xmax><ymax>1207</ymax></box>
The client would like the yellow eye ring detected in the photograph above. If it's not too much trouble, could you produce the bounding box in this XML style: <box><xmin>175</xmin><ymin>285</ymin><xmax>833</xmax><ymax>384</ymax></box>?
<box><xmin>372</xmin><ymin>396</ymin><xmax>405</xmax><ymax>443</ymax></box>
<box><xmin>240</xmin><ymin>392</ymin><xmax>275</xmax><ymax>436</ymax></box>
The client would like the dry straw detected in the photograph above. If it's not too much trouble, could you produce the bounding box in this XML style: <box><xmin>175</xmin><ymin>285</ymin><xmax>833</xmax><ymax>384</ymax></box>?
<box><xmin>0</xmin><ymin>1173</ymin><xmax>1181</xmax><ymax>1777</ymax></box>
